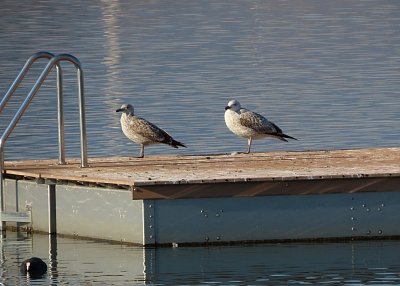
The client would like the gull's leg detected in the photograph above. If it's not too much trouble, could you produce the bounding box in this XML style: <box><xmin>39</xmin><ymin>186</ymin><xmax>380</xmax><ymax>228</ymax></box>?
<box><xmin>246</xmin><ymin>138</ymin><xmax>252</xmax><ymax>154</ymax></box>
<box><xmin>139</xmin><ymin>145</ymin><xmax>145</xmax><ymax>158</ymax></box>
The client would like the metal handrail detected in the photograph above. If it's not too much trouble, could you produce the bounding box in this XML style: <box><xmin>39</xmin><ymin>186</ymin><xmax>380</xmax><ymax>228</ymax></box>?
<box><xmin>0</xmin><ymin>52</ymin><xmax>88</xmax><ymax>214</ymax></box>
<box><xmin>0</xmin><ymin>51</ymin><xmax>66</xmax><ymax>164</ymax></box>
<box><xmin>0</xmin><ymin>52</ymin><xmax>54</xmax><ymax>112</ymax></box>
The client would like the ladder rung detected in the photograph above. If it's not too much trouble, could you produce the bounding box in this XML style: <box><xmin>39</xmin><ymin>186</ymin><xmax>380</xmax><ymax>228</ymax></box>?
<box><xmin>0</xmin><ymin>211</ymin><xmax>31</xmax><ymax>223</ymax></box>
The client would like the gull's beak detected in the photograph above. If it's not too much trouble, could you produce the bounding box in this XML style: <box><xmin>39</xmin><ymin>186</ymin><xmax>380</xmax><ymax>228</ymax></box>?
<box><xmin>224</xmin><ymin>106</ymin><xmax>231</xmax><ymax>110</ymax></box>
<box><xmin>116</xmin><ymin>108</ymin><xmax>122</xmax><ymax>112</ymax></box>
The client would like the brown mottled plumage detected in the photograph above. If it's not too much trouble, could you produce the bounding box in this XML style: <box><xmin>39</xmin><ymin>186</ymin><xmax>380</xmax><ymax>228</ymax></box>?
<box><xmin>116</xmin><ymin>104</ymin><xmax>186</xmax><ymax>158</ymax></box>
<box><xmin>224</xmin><ymin>99</ymin><xmax>297</xmax><ymax>153</ymax></box>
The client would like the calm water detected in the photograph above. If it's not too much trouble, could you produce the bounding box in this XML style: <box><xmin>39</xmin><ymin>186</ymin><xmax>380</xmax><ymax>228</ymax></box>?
<box><xmin>1</xmin><ymin>0</ymin><xmax>400</xmax><ymax>285</ymax></box>
<box><xmin>2</xmin><ymin>232</ymin><xmax>400</xmax><ymax>286</ymax></box>
<box><xmin>0</xmin><ymin>0</ymin><xmax>399</xmax><ymax>159</ymax></box>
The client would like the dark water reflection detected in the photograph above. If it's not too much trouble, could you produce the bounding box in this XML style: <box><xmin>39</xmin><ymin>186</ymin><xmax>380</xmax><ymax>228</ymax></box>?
<box><xmin>2</xmin><ymin>233</ymin><xmax>400</xmax><ymax>285</ymax></box>
<box><xmin>0</xmin><ymin>0</ymin><xmax>399</xmax><ymax>160</ymax></box>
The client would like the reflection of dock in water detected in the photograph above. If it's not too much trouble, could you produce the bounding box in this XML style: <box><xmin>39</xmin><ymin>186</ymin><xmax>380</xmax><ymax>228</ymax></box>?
<box><xmin>2</xmin><ymin>147</ymin><xmax>400</xmax><ymax>246</ymax></box>
<box><xmin>5</xmin><ymin>232</ymin><xmax>400</xmax><ymax>284</ymax></box>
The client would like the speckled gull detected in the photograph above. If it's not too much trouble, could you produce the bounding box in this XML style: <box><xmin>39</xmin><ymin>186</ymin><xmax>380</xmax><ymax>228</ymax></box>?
<box><xmin>116</xmin><ymin>103</ymin><xmax>186</xmax><ymax>158</ymax></box>
<box><xmin>224</xmin><ymin>99</ymin><xmax>297</xmax><ymax>154</ymax></box>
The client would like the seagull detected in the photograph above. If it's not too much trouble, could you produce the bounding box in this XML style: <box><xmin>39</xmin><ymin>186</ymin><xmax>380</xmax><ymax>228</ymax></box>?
<box><xmin>116</xmin><ymin>103</ymin><xmax>186</xmax><ymax>158</ymax></box>
<box><xmin>224</xmin><ymin>99</ymin><xmax>297</xmax><ymax>154</ymax></box>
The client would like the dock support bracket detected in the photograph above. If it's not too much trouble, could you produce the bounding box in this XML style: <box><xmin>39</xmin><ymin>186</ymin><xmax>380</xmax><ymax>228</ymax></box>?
<box><xmin>142</xmin><ymin>200</ymin><xmax>156</xmax><ymax>245</ymax></box>
<box><xmin>48</xmin><ymin>184</ymin><xmax>57</xmax><ymax>234</ymax></box>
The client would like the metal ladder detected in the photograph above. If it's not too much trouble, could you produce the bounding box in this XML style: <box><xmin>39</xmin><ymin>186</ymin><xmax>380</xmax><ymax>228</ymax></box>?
<box><xmin>0</xmin><ymin>51</ymin><xmax>89</xmax><ymax>230</ymax></box>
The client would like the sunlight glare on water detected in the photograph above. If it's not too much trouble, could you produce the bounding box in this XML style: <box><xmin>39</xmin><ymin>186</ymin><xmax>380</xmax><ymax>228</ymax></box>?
<box><xmin>0</xmin><ymin>0</ymin><xmax>399</xmax><ymax>160</ymax></box>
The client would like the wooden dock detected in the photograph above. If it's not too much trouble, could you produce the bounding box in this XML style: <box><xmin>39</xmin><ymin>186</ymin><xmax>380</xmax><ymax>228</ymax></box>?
<box><xmin>4</xmin><ymin>147</ymin><xmax>400</xmax><ymax>199</ymax></box>
<box><xmin>2</xmin><ymin>147</ymin><xmax>400</xmax><ymax>245</ymax></box>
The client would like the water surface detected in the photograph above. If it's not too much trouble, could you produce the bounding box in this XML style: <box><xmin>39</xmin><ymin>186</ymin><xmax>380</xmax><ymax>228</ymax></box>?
<box><xmin>2</xmin><ymin>233</ymin><xmax>400</xmax><ymax>286</ymax></box>
<box><xmin>0</xmin><ymin>0</ymin><xmax>399</xmax><ymax>160</ymax></box>
<box><xmin>0</xmin><ymin>0</ymin><xmax>399</xmax><ymax>285</ymax></box>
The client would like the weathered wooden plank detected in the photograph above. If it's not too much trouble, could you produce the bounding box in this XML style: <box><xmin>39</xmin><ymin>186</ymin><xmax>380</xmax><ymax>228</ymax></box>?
<box><xmin>3</xmin><ymin>148</ymin><xmax>400</xmax><ymax>199</ymax></box>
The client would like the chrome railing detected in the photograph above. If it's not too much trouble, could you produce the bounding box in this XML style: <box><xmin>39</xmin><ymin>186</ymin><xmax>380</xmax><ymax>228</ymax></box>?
<box><xmin>0</xmin><ymin>52</ymin><xmax>88</xmax><ymax>217</ymax></box>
